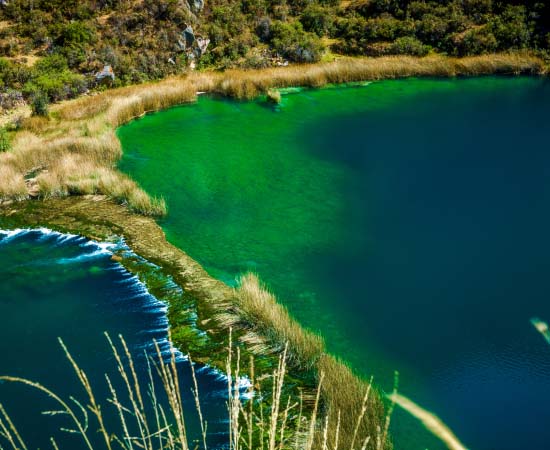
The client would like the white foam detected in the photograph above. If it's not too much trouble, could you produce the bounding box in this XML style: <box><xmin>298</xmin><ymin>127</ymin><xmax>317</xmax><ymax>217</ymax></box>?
<box><xmin>0</xmin><ymin>228</ymin><xmax>28</xmax><ymax>243</ymax></box>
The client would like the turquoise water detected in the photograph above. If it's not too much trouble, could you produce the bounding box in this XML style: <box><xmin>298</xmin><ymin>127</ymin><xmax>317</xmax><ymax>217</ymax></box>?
<box><xmin>0</xmin><ymin>229</ymin><xmax>229</xmax><ymax>449</ymax></box>
<box><xmin>119</xmin><ymin>76</ymin><xmax>550</xmax><ymax>450</ymax></box>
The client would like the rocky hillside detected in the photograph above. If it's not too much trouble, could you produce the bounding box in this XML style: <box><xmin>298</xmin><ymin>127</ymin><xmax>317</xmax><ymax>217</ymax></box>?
<box><xmin>0</xmin><ymin>0</ymin><xmax>549</xmax><ymax>110</ymax></box>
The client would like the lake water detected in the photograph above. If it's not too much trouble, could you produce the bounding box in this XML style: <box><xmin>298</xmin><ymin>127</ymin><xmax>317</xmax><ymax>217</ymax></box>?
<box><xmin>119</xmin><ymin>76</ymin><xmax>550</xmax><ymax>450</ymax></box>
<box><xmin>0</xmin><ymin>229</ymin><xmax>228</xmax><ymax>449</ymax></box>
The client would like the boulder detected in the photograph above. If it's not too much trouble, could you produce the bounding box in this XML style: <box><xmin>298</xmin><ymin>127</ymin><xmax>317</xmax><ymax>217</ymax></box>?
<box><xmin>195</xmin><ymin>37</ymin><xmax>210</xmax><ymax>57</ymax></box>
<box><xmin>190</xmin><ymin>0</ymin><xmax>204</xmax><ymax>12</ymax></box>
<box><xmin>95</xmin><ymin>65</ymin><xmax>115</xmax><ymax>85</ymax></box>
<box><xmin>183</xmin><ymin>25</ymin><xmax>195</xmax><ymax>49</ymax></box>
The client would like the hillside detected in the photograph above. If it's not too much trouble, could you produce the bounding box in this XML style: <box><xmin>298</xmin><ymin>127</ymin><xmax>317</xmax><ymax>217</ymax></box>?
<box><xmin>0</xmin><ymin>0</ymin><xmax>549</xmax><ymax>111</ymax></box>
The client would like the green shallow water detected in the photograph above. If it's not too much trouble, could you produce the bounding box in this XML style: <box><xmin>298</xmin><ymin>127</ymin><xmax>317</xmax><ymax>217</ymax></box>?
<box><xmin>119</xmin><ymin>77</ymin><xmax>550</xmax><ymax>450</ymax></box>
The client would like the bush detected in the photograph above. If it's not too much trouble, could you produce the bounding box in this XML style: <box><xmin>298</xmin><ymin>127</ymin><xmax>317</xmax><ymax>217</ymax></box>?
<box><xmin>365</xmin><ymin>15</ymin><xmax>415</xmax><ymax>41</ymax></box>
<box><xmin>456</xmin><ymin>26</ymin><xmax>498</xmax><ymax>55</ymax></box>
<box><xmin>0</xmin><ymin>58</ymin><xmax>33</xmax><ymax>89</ymax></box>
<box><xmin>463</xmin><ymin>0</ymin><xmax>493</xmax><ymax>23</ymax></box>
<box><xmin>269</xmin><ymin>21</ymin><xmax>324</xmax><ymax>63</ymax></box>
<box><xmin>389</xmin><ymin>36</ymin><xmax>430</xmax><ymax>56</ymax></box>
<box><xmin>489</xmin><ymin>5</ymin><xmax>532</xmax><ymax>50</ymax></box>
<box><xmin>34</xmin><ymin>54</ymin><xmax>70</xmax><ymax>74</ymax></box>
<box><xmin>31</xmin><ymin>91</ymin><xmax>49</xmax><ymax>117</ymax></box>
<box><xmin>416</xmin><ymin>13</ymin><xmax>450</xmax><ymax>45</ymax></box>
<box><xmin>24</xmin><ymin>54</ymin><xmax>88</xmax><ymax>102</ymax></box>
<box><xmin>0</xmin><ymin>127</ymin><xmax>11</xmax><ymax>152</ymax></box>
<box><xmin>26</xmin><ymin>71</ymin><xmax>87</xmax><ymax>102</ymax></box>
<box><xmin>300</xmin><ymin>5</ymin><xmax>335</xmax><ymax>37</ymax></box>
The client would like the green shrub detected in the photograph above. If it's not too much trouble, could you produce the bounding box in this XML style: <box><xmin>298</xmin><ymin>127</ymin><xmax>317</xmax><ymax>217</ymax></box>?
<box><xmin>416</xmin><ymin>13</ymin><xmax>450</xmax><ymax>45</ymax></box>
<box><xmin>29</xmin><ymin>72</ymin><xmax>87</xmax><ymax>102</ymax></box>
<box><xmin>365</xmin><ymin>16</ymin><xmax>415</xmax><ymax>41</ymax></box>
<box><xmin>457</xmin><ymin>26</ymin><xmax>498</xmax><ymax>55</ymax></box>
<box><xmin>389</xmin><ymin>36</ymin><xmax>430</xmax><ymax>56</ymax></box>
<box><xmin>23</xmin><ymin>54</ymin><xmax>87</xmax><ymax>102</ymax></box>
<box><xmin>0</xmin><ymin>58</ymin><xmax>33</xmax><ymax>88</ymax></box>
<box><xmin>463</xmin><ymin>0</ymin><xmax>493</xmax><ymax>22</ymax></box>
<box><xmin>30</xmin><ymin>91</ymin><xmax>49</xmax><ymax>117</ymax></box>
<box><xmin>55</xmin><ymin>21</ymin><xmax>96</xmax><ymax>46</ymax></box>
<box><xmin>489</xmin><ymin>5</ymin><xmax>532</xmax><ymax>50</ymax></box>
<box><xmin>0</xmin><ymin>127</ymin><xmax>11</xmax><ymax>152</ymax></box>
<box><xmin>300</xmin><ymin>5</ymin><xmax>335</xmax><ymax>37</ymax></box>
<box><xmin>269</xmin><ymin>21</ymin><xmax>324</xmax><ymax>63</ymax></box>
<box><xmin>34</xmin><ymin>54</ymin><xmax>70</xmax><ymax>74</ymax></box>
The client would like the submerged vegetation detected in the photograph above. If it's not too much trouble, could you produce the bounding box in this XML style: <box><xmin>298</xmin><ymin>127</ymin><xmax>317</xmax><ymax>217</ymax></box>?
<box><xmin>0</xmin><ymin>52</ymin><xmax>545</xmax><ymax>214</ymax></box>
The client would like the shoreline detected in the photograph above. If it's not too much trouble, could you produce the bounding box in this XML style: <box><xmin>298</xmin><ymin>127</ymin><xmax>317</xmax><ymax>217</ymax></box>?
<box><xmin>0</xmin><ymin>53</ymin><xmax>546</xmax><ymax>213</ymax></box>
<box><xmin>0</xmin><ymin>52</ymin><xmax>548</xmax><ymax>448</ymax></box>
<box><xmin>0</xmin><ymin>195</ymin><xmax>385</xmax><ymax>448</ymax></box>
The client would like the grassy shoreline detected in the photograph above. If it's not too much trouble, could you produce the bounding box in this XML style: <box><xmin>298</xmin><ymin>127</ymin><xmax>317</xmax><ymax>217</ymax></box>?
<box><xmin>0</xmin><ymin>53</ymin><xmax>546</xmax><ymax>214</ymax></box>
<box><xmin>0</xmin><ymin>52</ymin><xmax>547</xmax><ymax>448</ymax></box>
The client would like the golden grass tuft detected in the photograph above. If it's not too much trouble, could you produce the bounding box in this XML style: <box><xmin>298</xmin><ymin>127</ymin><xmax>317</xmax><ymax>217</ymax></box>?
<box><xmin>219</xmin><ymin>273</ymin><xmax>325</xmax><ymax>368</ymax></box>
<box><xmin>267</xmin><ymin>89</ymin><xmax>282</xmax><ymax>104</ymax></box>
<box><xmin>0</xmin><ymin>165</ymin><xmax>28</xmax><ymax>200</ymax></box>
<box><xmin>317</xmin><ymin>354</ymin><xmax>389</xmax><ymax>450</ymax></box>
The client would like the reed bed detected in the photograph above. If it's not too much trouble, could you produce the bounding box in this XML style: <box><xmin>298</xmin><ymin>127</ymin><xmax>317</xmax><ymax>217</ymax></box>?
<box><xmin>0</xmin><ymin>52</ymin><xmax>545</xmax><ymax>214</ymax></box>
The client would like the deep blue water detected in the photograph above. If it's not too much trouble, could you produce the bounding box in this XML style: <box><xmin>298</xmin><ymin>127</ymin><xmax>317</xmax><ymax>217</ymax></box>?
<box><xmin>299</xmin><ymin>77</ymin><xmax>550</xmax><ymax>449</ymax></box>
<box><xmin>0</xmin><ymin>229</ymin><xmax>229</xmax><ymax>449</ymax></box>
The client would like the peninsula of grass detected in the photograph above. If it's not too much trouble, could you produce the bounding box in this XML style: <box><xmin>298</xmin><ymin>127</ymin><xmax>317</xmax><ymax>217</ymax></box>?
<box><xmin>0</xmin><ymin>52</ymin><xmax>547</xmax><ymax>449</ymax></box>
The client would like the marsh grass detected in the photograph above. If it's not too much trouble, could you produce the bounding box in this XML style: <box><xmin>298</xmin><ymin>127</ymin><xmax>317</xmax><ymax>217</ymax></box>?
<box><xmin>0</xmin><ymin>53</ymin><xmax>545</xmax><ymax>214</ymax></box>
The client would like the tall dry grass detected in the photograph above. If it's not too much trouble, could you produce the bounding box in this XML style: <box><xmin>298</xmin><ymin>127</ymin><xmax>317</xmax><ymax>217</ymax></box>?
<box><xmin>0</xmin><ymin>332</ymin><xmax>473</xmax><ymax>450</ymax></box>
<box><xmin>0</xmin><ymin>334</ymin><xmax>384</xmax><ymax>450</ymax></box>
<box><xmin>208</xmin><ymin>52</ymin><xmax>545</xmax><ymax>99</ymax></box>
<box><xmin>0</xmin><ymin>52</ymin><xmax>545</xmax><ymax>213</ymax></box>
